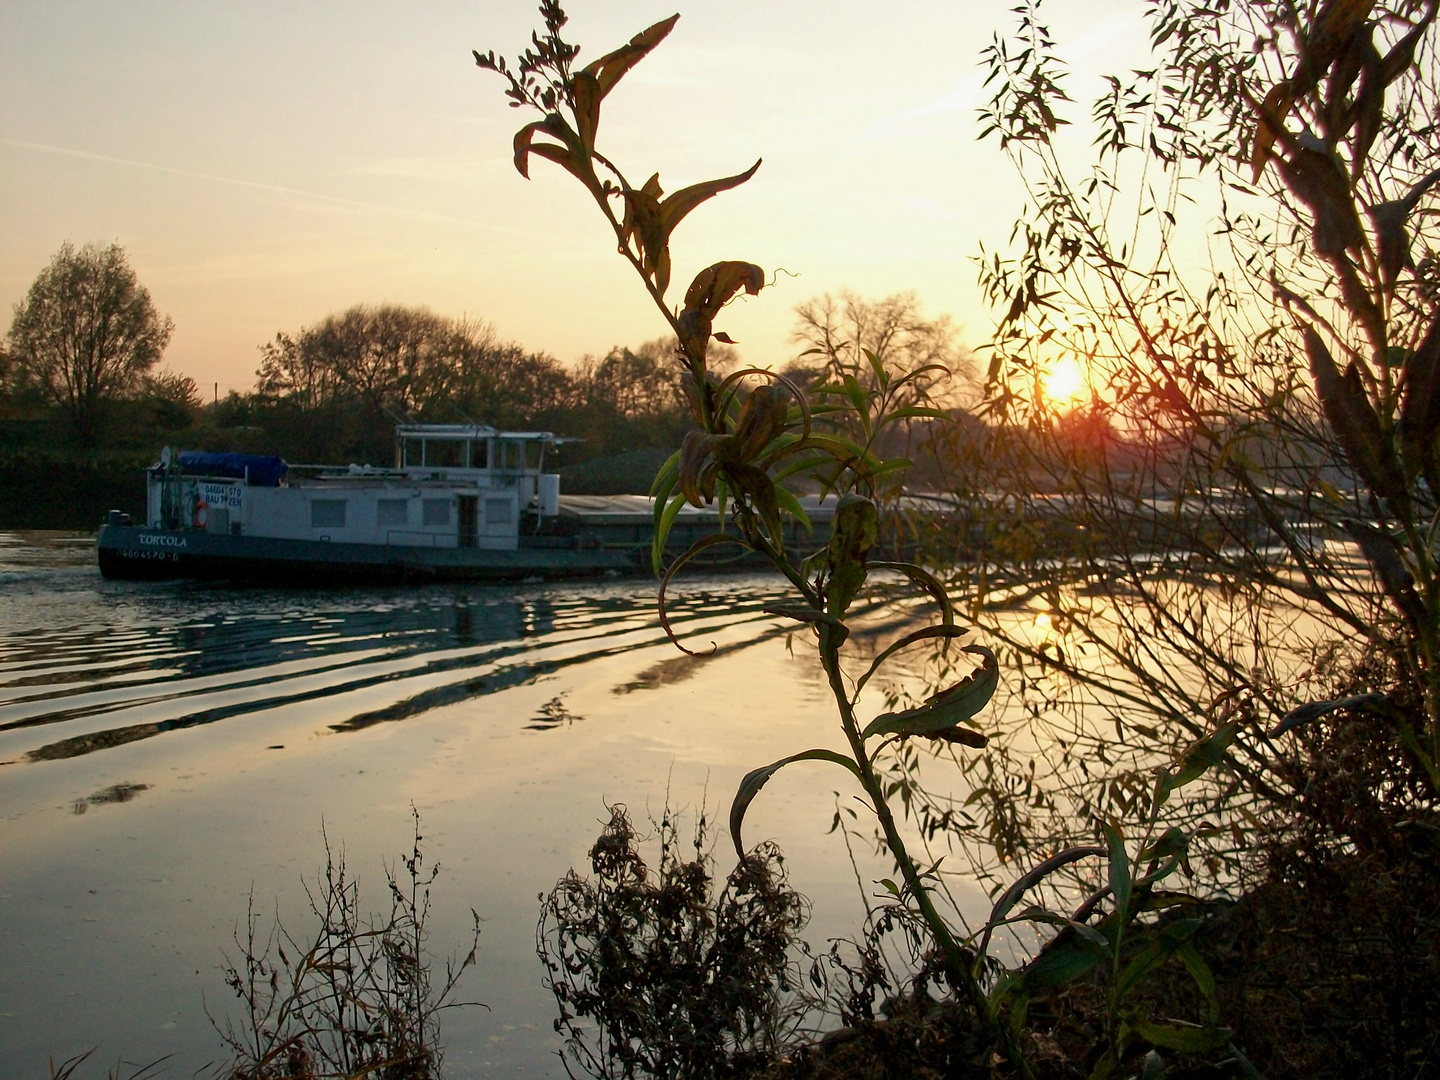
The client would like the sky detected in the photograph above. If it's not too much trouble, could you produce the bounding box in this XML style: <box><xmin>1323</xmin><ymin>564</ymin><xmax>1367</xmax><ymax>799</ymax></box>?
<box><xmin>0</xmin><ymin>1</ymin><xmax>1153</xmax><ymax>397</ymax></box>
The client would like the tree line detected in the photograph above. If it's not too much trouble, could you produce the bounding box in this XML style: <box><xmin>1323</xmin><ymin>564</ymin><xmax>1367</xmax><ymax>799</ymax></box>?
<box><xmin>1</xmin><ymin>241</ymin><xmax>971</xmax><ymax>510</ymax></box>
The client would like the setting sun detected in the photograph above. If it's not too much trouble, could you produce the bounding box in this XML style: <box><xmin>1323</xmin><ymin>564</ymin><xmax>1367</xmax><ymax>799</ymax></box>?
<box><xmin>1043</xmin><ymin>355</ymin><xmax>1088</xmax><ymax>408</ymax></box>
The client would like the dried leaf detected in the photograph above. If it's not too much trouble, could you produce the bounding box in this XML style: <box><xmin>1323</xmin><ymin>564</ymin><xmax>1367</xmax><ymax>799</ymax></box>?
<box><xmin>1277</xmin><ymin>146</ymin><xmax>1366</xmax><ymax>258</ymax></box>
<box><xmin>1400</xmin><ymin>310</ymin><xmax>1440</xmax><ymax>487</ymax></box>
<box><xmin>1342</xmin><ymin>518</ymin><xmax>1426</xmax><ymax>630</ymax></box>
<box><xmin>659</xmin><ymin>160</ymin><xmax>762</xmax><ymax>240</ymax></box>
<box><xmin>572</xmin><ymin>70</ymin><xmax>600</xmax><ymax>154</ymax></box>
<box><xmin>679</xmin><ymin>261</ymin><xmax>765</xmax><ymax>361</ymax></box>
<box><xmin>824</xmin><ymin>494</ymin><xmax>878</xmax><ymax>616</ymax></box>
<box><xmin>1305</xmin><ymin>326</ymin><xmax>1409</xmax><ymax>518</ymax></box>
<box><xmin>580</xmin><ymin>13</ymin><xmax>680</xmax><ymax>97</ymax></box>
<box><xmin>1251</xmin><ymin>82</ymin><xmax>1294</xmax><ymax>182</ymax></box>
<box><xmin>678</xmin><ymin>431</ymin><xmax>724</xmax><ymax>507</ymax></box>
<box><xmin>722</xmin><ymin>385</ymin><xmax>790</xmax><ymax>464</ymax></box>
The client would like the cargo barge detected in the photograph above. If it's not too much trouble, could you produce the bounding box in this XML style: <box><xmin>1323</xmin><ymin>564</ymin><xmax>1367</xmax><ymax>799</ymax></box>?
<box><xmin>96</xmin><ymin>424</ymin><xmax>834</xmax><ymax>583</ymax></box>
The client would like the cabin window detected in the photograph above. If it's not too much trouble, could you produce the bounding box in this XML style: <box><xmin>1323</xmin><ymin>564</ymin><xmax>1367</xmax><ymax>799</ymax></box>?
<box><xmin>376</xmin><ymin>499</ymin><xmax>408</xmax><ymax>527</ymax></box>
<box><xmin>427</xmin><ymin>440</ymin><xmax>465</xmax><ymax>468</ymax></box>
<box><xmin>471</xmin><ymin>441</ymin><xmax>489</xmax><ymax>469</ymax></box>
<box><xmin>484</xmin><ymin>497</ymin><xmax>514</xmax><ymax>526</ymax></box>
<box><xmin>311</xmin><ymin>499</ymin><xmax>347</xmax><ymax>528</ymax></box>
<box><xmin>422</xmin><ymin>498</ymin><xmax>451</xmax><ymax>527</ymax></box>
<box><xmin>403</xmin><ymin>440</ymin><xmax>423</xmax><ymax>467</ymax></box>
<box><xmin>499</xmin><ymin>441</ymin><xmax>522</xmax><ymax>471</ymax></box>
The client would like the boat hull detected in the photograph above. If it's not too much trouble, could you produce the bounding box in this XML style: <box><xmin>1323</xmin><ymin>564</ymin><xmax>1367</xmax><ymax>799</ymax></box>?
<box><xmin>96</xmin><ymin>525</ymin><xmax>654</xmax><ymax>583</ymax></box>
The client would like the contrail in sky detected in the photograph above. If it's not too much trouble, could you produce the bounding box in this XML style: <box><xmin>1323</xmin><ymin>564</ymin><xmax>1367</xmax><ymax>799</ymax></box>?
<box><xmin>0</xmin><ymin>137</ymin><xmax>517</xmax><ymax>235</ymax></box>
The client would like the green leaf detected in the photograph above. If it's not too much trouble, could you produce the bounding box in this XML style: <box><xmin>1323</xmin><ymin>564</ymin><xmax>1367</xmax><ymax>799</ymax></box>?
<box><xmin>1157</xmin><ymin>720</ymin><xmax>1240</xmax><ymax>805</ymax></box>
<box><xmin>861</xmin><ymin>645</ymin><xmax>998</xmax><ymax>740</ymax></box>
<box><xmin>840</xmin><ymin>373</ymin><xmax>872</xmax><ymax>436</ymax></box>
<box><xmin>825</xmin><ymin>494</ymin><xmax>879</xmax><ymax>616</ymax></box>
<box><xmin>868</xmin><ymin>457</ymin><xmax>914</xmax><ymax>480</ymax></box>
<box><xmin>1018</xmin><ymin>935</ymin><xmax>1102</xmax><ymax>990</ymax></box>
<box><xmin>976</xmin><ymin>843</ymin><xmax>1102</xmax><ymax>957</ymax></box>
<box><xmin>1104</xmin><ymin>822</ymin><xmax>1131</xmax><ymax>917</ymax></box>
<box><xmin>649</xmin><ymin>448</ymin><xmax>681</xmax><ymax>498</ymax></box>
<box><xmin>730</xmin><ymin>748</ymin><xmax>861</xmax><ymax>858</ymax></box>
<box><xmin>854</xmin><ymin>625</ymin><xmax>970</xmax><ymax>696</ymax></box>
<box><xmin>877</xmin><ymin>405</ymin><xmax>951</xmax><ymax>428</ymax></box>
<box><xmin>1136</xmin><ymin>826</ymin><xmax>1189</xmax><ymax>887</ymax></box>
<box><xmin>1125</xmin><ymin>1019</ymin><xmax>1233</xmax><ymax>1054</ymax></box>
<box><xmin>869</xmin><ymin>561</ymin><xmax>955</xmax><ymax>631</ymax></box>
<box><xmin>772</xmin><ymin>484</ymin><xmax>812</xmax><ymax>531</ymax></box>
<box><xmin>651</xmin><ymin>490</ymin><xmax>687</xmax><ymax>577</ymax></box>
<box><xmin>1175</xmin><ymin>942</ymin><xmax>1220</xmax><ymax>1022</ymax></box>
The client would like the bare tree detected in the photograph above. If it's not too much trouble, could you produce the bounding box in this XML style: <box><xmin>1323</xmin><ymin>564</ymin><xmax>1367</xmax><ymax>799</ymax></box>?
<box><xmin>790</xmin><ymin>290</ymin><xmax>971</xmax><ymax>397</ymax></box>
<box><xmin>7</xmin><ymin>242</ymin><xmax>174</xmax><ymax>445</ymax></box>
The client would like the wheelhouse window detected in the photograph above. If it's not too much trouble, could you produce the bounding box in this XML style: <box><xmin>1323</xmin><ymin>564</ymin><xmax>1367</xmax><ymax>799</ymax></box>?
<box><xmin>427</xmin><ymin>440</ymin><xmax>465</xmax><ymax>468</ymax></box>
<box><xmin>311</xmin><ymin>500</ymin><xmax>347</xmax><ymax>528</ymax></box>
<box><xmin>422</xmin><ymin>498</ymin><xmax>451</xmax><ymax>527</ymax></box>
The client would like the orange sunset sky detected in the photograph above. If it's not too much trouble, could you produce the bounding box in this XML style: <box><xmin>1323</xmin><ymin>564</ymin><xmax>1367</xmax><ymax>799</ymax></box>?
<box><xmin>1</xmin><ymin>1</ymin><xmax>1150</xmax><ymax>396</ymax></box>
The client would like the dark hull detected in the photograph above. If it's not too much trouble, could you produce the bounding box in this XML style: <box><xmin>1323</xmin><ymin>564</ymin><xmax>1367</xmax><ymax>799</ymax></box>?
<box><xmin>97</xmin><ymin>526</ymin><xmax>660</xmax><ymax>584</ymax></box>
<box><xmin>94</xmin><ymin>525</ymin><xmax>767</xmax><ymax>584</ymax></box>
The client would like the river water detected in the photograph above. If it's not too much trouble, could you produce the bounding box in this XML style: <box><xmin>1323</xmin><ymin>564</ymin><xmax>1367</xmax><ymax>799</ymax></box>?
<box><xmin>0</xmin><ymin>533</ymin><xmax>995</xmax><ymax>1077</ymax></box>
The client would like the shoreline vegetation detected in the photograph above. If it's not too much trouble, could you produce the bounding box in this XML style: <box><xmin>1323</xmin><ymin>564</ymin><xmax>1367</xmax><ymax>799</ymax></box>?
<box><xmin>19</xmin><ymin>0</ymin><xmax>1440</xmax><ymax>1077</ymax></box>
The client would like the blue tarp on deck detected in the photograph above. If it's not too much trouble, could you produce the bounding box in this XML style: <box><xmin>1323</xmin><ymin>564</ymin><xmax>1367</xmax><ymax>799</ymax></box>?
<box><xmin>177</xmin><ymin>451</ymin><xmax>288</xmax><ymax>486</ymax></box>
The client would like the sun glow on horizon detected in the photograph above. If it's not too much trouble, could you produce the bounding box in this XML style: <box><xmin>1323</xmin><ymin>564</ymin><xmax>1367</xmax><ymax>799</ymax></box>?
<box><xmin>1042</xmin><ymin>355</ymin><xmax>1088</xmax><ymax>409</ymax></box>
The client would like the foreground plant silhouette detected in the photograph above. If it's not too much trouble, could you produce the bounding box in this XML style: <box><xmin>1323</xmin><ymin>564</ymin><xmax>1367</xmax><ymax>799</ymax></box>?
<box><xmin>476</xmin><ymin>6</ymin><xmax>1249</xmax><ymax>1077</ymax></box>
<box><xmin>538</xmin><ymin>805</ymin><xmax>813</xmax><ymax>1080</ymax></box>
<box><xmin>473</xmin><ymin>0</ymin><xmax>1016</xmax><ymax>1061</ymax></box>
<box><xmin>212</xmin><ymin>810</ymin><xmax>481</xmax><ymax>1080</ymax></box>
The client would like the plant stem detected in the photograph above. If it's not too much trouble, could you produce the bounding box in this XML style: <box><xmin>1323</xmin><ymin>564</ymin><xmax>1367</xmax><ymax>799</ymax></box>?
<box><xmin>818</xmin><ymin>624</ymin><xmax>1032</xmax><ymax>1078</ymax></box>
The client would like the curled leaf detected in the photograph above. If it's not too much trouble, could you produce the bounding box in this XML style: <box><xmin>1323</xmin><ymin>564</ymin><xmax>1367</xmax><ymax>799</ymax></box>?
<box><xmin>722</xmin><ymin>385</ymin><xmax>790</xmax><ymax>464</ymax></box>
<box><xmin>978</xmin><ymin>845</ymin><xmax>1106</xmax><ymax>958</ymax></box>
<box><xmin>854</xmin><ymin>624</ymin><xmax>971</xmax><ymax>696</ymax></box>
<box><xmin>1270</xmin><ymin>691</ymin><xmax>1386</xmax><ymax>736</ymax></box>
<box><xmin>861</xmin><ymin>644</ymin><xmax>998</xmax><ymax>740</ymax></box>
<box><xmin>730</xmin><ymin>748</ymin><xmax>861</xmax><ymax>858</ymax></box>
<box><xmin>678</xmin><ymin>431</ymin><xmax>725</xmax><ymax>507</ymax></box>
<box><xmin>658</xmin><ymin>533</ymin><xmax>747</xmax><ymax>652</ymax></box>
<box><xmin>679</xmin><ymin>261</ymin><xmax>765</xmax><ymax>360</ymax></box>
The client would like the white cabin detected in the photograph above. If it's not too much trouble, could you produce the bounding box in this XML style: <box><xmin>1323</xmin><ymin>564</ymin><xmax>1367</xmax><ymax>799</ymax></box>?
<box><xmin>147</xmin><ymin>425</ymin><xmax>564</xmax><ymax>552</ymax></box>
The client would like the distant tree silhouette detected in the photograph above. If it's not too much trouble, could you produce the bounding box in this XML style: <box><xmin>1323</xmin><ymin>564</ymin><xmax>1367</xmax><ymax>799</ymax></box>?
<box><xmin>7</xmin><ymin>242</ymin><xmax>174</xmax><ymax>446</ymax></box>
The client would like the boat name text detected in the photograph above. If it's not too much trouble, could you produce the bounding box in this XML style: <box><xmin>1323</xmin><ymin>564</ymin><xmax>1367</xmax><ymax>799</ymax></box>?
<box><xmin>139</xmin><ymin>535</ymin><xmax>188</xmax><ymax>549</ymax></box>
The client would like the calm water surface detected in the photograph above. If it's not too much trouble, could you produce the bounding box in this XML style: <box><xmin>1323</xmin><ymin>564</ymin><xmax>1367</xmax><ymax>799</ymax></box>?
<box><xmin>0</xmin><ymin>533</ymin><xmax>980</xmax><ymax>1077</ymax></box>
